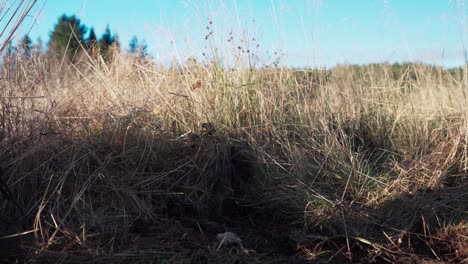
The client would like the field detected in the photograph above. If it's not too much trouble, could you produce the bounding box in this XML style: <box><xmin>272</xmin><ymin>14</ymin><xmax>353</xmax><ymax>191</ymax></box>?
<box><xmin>0</xmin><ymin>51</ymin><xmax>466</xmax><ymax>263</ymax></box>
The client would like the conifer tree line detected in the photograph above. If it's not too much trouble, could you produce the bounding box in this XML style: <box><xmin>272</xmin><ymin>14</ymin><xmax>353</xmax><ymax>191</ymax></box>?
<box><xmin>5</xmin><ymin>14</ymin><xmax>149</xmax><ymax>63</ymax></box>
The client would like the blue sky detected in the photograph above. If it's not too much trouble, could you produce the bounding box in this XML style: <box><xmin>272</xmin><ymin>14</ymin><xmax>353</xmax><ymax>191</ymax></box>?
<box><xmin>18</xmin><ymin>0</ymin><xmax>468</xmax><ymax>68</ymax></box>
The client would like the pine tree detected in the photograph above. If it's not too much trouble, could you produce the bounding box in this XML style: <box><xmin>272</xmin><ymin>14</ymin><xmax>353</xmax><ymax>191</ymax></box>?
<box><xmin>113</xmin><ymin>34</ymin><xmax>121</xmax><ymax>51</ymax></box>
<box><xmin>128</xmin><ymin>36</ymin><xmax>149</xmax><ymax>58</ymax></box>
<box><xmin>98</xmin><ymin>25</ymin><xmax>114</xmax><ymax>56</ymax></box>
<box><xmin>18</xmin><ymin>34</ymin><xmax>32</xmax><ymax>57</ymax></box>
<box><xmin>98</xmin><ymin>25</ymin><xmax>118</xmax><ymax>61</ymax></box>
<box><xmin>87</xmin><ymin>27</ymin><xmax>97</xmax><ymax>49</ymax></box>
<box><xmin>47</xmin><ymin>14</ymin><xmax>87</xmax><ymax>62</ymax></box>
<box><xmin>86</xmin><ymin>27</ymin><xmax>97</xmax><ymax>57</ymax></box>
<box><xmin>129</xmin><ymin>36</ymin><xmax>138</xmax><ymax>54</ymax></box>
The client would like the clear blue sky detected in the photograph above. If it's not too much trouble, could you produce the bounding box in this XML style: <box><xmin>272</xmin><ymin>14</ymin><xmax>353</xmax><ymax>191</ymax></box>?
<box><xmin>19</xmin><ymin>0</ymin><xmax>468</xmax><ymax>68</ymax></box>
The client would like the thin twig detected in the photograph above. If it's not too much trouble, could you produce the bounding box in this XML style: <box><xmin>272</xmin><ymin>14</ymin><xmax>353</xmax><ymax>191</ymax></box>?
<box><xmin>0</xmin><ymin>95</ymin><xmax>45</xmax><ymax>99</ymax></box>
<box><xmin>168</xmin><ymin>92</ymin><xmax>190</xmax><ymax>99</ymax></box>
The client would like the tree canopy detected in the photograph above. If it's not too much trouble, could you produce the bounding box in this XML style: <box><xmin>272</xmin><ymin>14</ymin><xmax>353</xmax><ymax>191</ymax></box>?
<box><xmin>128</xmin><ymin>36</ymin><xmax>149</xmax><ymax>58</ymax></box>
<box><xmin>47</xmin><ymin>14</ymin><xmax>87</xmax><ymax>62</ymax></box>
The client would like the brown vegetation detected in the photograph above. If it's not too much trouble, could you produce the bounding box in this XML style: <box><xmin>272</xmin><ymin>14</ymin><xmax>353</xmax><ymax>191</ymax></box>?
<box><xmin>0</xmin><ymin>51</ymin><xmax>466</xmax><ymax>263</ymax></box>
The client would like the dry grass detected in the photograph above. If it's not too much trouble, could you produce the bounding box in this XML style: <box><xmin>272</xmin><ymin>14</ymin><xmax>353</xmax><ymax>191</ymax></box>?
<box><xmin>0</xmin><ymin>50</ymin><xmax>467</xmax><ymax>263</ymax></box>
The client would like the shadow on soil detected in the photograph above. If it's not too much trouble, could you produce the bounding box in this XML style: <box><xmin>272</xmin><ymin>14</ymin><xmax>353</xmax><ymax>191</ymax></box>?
<box><xmin>0</xmin><ymin>131</ymin><xmax>467</xmax><ymax>263</ymax></box>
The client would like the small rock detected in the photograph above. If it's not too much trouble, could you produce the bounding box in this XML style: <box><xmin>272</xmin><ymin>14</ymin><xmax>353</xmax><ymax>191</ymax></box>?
<box><xmin>216</xmin><ymin>231</ymin><xmax>243</xmax><ymax>249</ymax></box>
